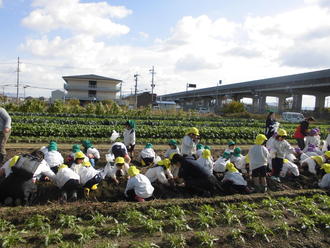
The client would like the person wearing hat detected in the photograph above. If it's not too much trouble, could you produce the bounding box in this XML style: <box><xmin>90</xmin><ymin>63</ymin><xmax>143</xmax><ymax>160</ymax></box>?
<box><xmin>181</xmin><ymin>127</ymin><xmax>199</xmax><ymax>157</ymax></box>
<box><xmin>248</xmin><ymin>134</ymin><xmax>269</xmax><ymax>192</ymax></box>
<box><xmin>145</xmin><ymin>159</ymin><xmax>174</xmax><ymax>186</ymax></box>
<box><xmin>265</xmin><ymin>112</ymin><xmax>279</xmax><ymax>139</ymax></box>
<box><xmin>224</xmin><ymin>141</ymin><xmax>236</xmax><ymax>158</ymax></box>
<box><xmin>294</xmin><ymin>117</ymin><xmax>315</xmax><ymax>150</ymax></box>
<box><xmin>82</xmin><ymin>140</ymin><xmax>100</xmax><ymax>167</ymax></box>
<box><xmin>271</xmin><ymin>129</ymin><xmax>295</xmax><ymax>182</ymax></box>
<box><xmin>124</xmin><ymin>166</ymin><xmax>154</xmax><ymax>202</ymax></box>
<box><xmin>195</xmin><ymin>144</ymin><xmax>204</xmax><ymax>159</ymax></box>
<box><xmin>280</xmin><ymin>159</ymin><xmax>300</xmax><ymax>178</ymax></box>
<box><xmin>196</xmin><ymin>149</ymin><xmax>214</xmax><ymax>174</ymax></box>
<box><xmin>214</xmin><ymin>151</ymin><xmax>231</xmax><ymax>173</ymax></box>
<box><xmin>303</xmin><ymin>129</ymin><xmax>321</xmax><ymax>153</ymax></box>
<box><xmin>108</xmin><ymin>142</ymin><xmax>131</xmax><ymax>164</ymax></box>
<box><xmin>221</xmin><ymin>162</ymin><xmax>252</xmax><ymax>195</ymax></box>
<box><xmin>0</xmin><ymin>107</ymin><xmax>11</xmax><ymax>164</ymax></box>
<box><xmin>171</xmin><ymin>154</ymin><xmax>223</xmax><ymax>197</ymax></box>
<box><xmin>164</xmin><ymin>139</ymin><xmax>181</xmax><ymax>158</ymax></box>
<box><xmin>70</xmin><ymin>151</ymin><xmax>86</xmax><ymax>174</ymax></box>
<box><xmin>301</xmin><ymin>151</ymin><xmax>330</xmax><ymax>175</ymax></box>
<box><xmin>77</xmin><ymin>161</ymin><xmax>103</xmax><ymax>199</ymax></box>
<box><xmin>325</xmin><ymin>128</ymin><xmax>330</xmax><ymax>151</ymax></box>
<box><xmin>66</xmin><ymin>144</ymin><xmax>81</xmax><ymax>166</ymax></box>
<box><xmin>102</xmin><ymin>157</ymin><xmax>130</xmax><ymax>185</ymax></box>
<box><xmin>0</xmin><ymin>150</ymin><xmax>55</xmax><ymax>206</ymax></box>
<box><xmin>139</xmin><ymin>143</ymin><xmax>160</xmax><ymax>166</ymax></box>
<box><xmin>319</xmin><ymin>163</ymin><xmax>330</xmax><ymax>189</ymax></box>
<box><xmin>44</xmin><ymin>141</ymin><xmax>64</xmax><ymax>173</ymax></box>
<box><xmin>230</xmin><ymin>147</ymin><xmax>247</xmax><ymax>174</ymax></box>
<box><xmin>123</xmin><ymin>120</ymin><xmax>136</xmax><ymax>158</ymax></box>
<box><xmin>54</xmin><ymin>164</ymin><xmax>80</xmax><ymax>203</ymax></box>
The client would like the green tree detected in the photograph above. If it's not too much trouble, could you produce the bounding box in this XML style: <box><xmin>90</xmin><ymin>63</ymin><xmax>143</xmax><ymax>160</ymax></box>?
<box><xmin>222</xmin><ymin>101</ymin><xmax>245</xmax><ymax>114</ymax></box>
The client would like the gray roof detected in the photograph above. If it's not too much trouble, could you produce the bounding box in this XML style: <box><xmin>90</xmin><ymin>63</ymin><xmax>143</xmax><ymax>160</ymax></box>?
<box><xmin>161</xmin><ymin>68</ymin><xmax>330</xmax><ymax>97</ymax></box>
<box><xmin>63</xmin><ymin>74</ymin><xmax>122</xmax><ymax>82</ymax></box>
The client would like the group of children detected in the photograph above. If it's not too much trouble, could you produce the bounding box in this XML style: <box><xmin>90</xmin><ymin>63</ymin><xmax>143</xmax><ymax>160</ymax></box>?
<box><xmin>0</xmin><ymin>121</ymin><xmax>330</xmax><ymax>206</ymax></box>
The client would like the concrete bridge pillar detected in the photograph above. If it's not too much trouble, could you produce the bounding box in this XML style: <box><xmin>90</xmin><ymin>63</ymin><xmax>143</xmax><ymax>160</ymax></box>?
<box><xmin>292</xmin><ymin>94</ymin><xmax>302</xmax><ymax>112</ymax></box>
<box><xmin>278</xmin><ymin>96</ymin><xmax>286</xmax><ymax>113</ymax></box>
<box><xmin>314</xmin><ymin>94</ymin><xmax>326</xmax><ymax>112</ymax></box>
<box><xmin>252</xmin><ymin>96</ymin><xmax>259</xmax><ymax>113</ymax></box>
<box><xmin>259</xmin><ymin>96</ymin><xmax>266</xmax><ymax>113</ymax></box>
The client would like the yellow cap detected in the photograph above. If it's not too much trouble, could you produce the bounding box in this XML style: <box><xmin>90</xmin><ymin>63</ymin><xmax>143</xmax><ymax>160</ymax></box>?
<box><xmin>115</xmin><ymin>157</ymin><xmax>125</xmax><ymax>164</ymax></box>
<box><xmin>9</xmin><ymin>155</ymin><xmax>20</xmax><ymax>167</ymax></box>
<box><xmin>169</xmin><ymin>153</ymin><xmax>178</xmax><ymax>160</ymax></box>
<box><xmin>83</xmin><ymin>161</ymin><xmax>92</xmax><ymax>167</ymax></box>
<box><xmin>202</xmin><ymin>149</ymin><xmax>211</xmax><ymax>159</ymax></box>
<box><xmin>226</xmin><ymin>162</ymin><xmax>238</xmax><ymax>173</ymax></box>
<box><xmin>91</xmin><ymin>184</ymin><xmax>98</xmax><ymax>190</ymax></box>
<box><xmin>311</xmin><ymin>156</ymin><xmax>324</xmax><ymax>166</ymax></box>
<box><xmin>278</xmin><ymin>129</ymin><xmax>288</xmax><ymax>137</ymax></box>
<box><xmin>58</xmin><ymin>164</ymin><xmax>68</xmax><ymax>170</ymax></box>
<box><xmin>74</xmin><ymin>151</ymin><xmax>85</xmax><ymax>160</ymax></box>
<box><xmin>283</xmin><ymin>159</ymin><xmax>289</xmax><ymax>164</ymax></box>
<box><xmin>187</xmin><ymin>127</ymin><xmax>199</xmax><ymax>136</ymax></box>
<box><xmin>325</xmin><ymin>151</ymin><xmax>330</xmax><ymax>158</ymax></box>
<box><xmin>158</xmin><ymin>159</ymin><xmax>171</xmax><ymax>169</ymax></box>
<box><xmin>322</xmin><ymin>163</ymin><xmax>330</xmax><ymax>174</ymax></box>
<box><xmin>128</xmin><ymin>166</ymin><xmax>140</xmax><ymax>177</ymax></box>
<box><xmin>255</xmin><ymin>134</ymin><xmax>268</xmax><ymax>145</ymax></box>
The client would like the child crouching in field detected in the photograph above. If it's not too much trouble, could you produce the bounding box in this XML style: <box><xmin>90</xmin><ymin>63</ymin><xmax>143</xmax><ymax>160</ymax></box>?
<box><xmin>82</xmin><ymin>140</ymin><xmax>100</xmax><ymax>167</ymax></box>
<box><xmin>54</xmin><ymin>164</ymin><xmax>80</xmax><ymax>203</ymax></box>
<box><xmin>66</xmin><ymin>144</ymin><xmax>81</xmax><ymax>166</ymax></box>
<box><xmin>124</xmin><ymin>166</ymin><xmax>154</xmax><ymax>202</ymax></box>
<box><xmin>248</xmin><ymin>134</ymin><xmax>269</xmax><ymax>193</ymax></box>
<box><xmin>102</xmin><ymin>157</ymin><xmax>129</xmax><ymax>185</ymax></box>
<box><xmin>78</xmin><ymin>161</ymin><xmax>103</xmax><ymax>199</ymax></box>
<box><xmin>164</xmin><ymin>139</ymin><xmax>181</xmax><ymax>158</ymax></box>
<box><xmin>221</xmin><ymin>163</ymin><xmax>252</xmax><ymax>195</ymax></box>
<box><xmin>319</xmin><ymin>163</ymin><xmax>330</xmax><ymax>189</ymax></box>
<box><xmin>44</xmin><ymin>141</ymin><xmax>64</xmax><ymax>173</ymax></box>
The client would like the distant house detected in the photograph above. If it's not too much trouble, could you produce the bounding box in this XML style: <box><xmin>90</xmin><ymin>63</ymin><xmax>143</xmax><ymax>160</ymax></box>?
<box><xmin>122</xmin><ymin>92</ymin><xmax>157</xmax><ymax>108</ymax></box>
<box><xmin>51</xmin><ymin>90</ymin><xmax>65</xmax><ymax>103</ymax></box>
<box><xmin>153</xmin><ymin>100</ymin><xmax>177</xmax><ymax>110</ymax></box>
<box><xmin>63</xmin><ymin>74</ymin><xmax>121</xmax><ymax>104</ymax></box>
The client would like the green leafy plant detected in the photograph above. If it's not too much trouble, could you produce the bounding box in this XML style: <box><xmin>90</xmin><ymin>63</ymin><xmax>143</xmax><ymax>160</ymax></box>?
<box><xmin>0</xmin><ymin>228</ymin><xmax>27</xmax><ymax>248</ymax></box>
<box><xmin>107</xmin><ymin>219</ymin><xmax>129</xmax><ymax>237</ymax></box>
<box><xmin>26</xmin><ymin>214</ymin><xmax>50</xmax><ymax>230</ymax></box>
<box><xmin>75</xmin><ymin>226</ymin><xmax>98</xmax><ymax>244</ymax></box>
<box><xmin>123</xmin><ymin>209</ymin><xmax>147</xmax><ymax>224</ymax></box>
<box><xmin>246</xmin><ymin>221</ymin><xmax>273</xmax><ymax>243</ymax></box>
<box><xmin>164</xmin><ymin>234</ymin><xmax>186</xmax><ymax>248</ymax></box>
<box><xmin>197</xmin><ymin>213</ymin><xmax>216</xmax><ymax>229</ymax></box>
<box><xmin>142</xmin><ymin>219</ymin><xmax>163</xmax><ymax>234</ymax></box>
<box><xmin>58</xmin><ymin>214</ymin><xmax>81</xmax><ymax>228</ymax></box>
<box><xmin>199</xmin><ymin>205</ymin><xmax>216</xmax><ymax>216</ymax></box>
<box><xmin>229</xmin><ymin>228</ymin><xmax>245</xmax><ymax>243</ymax></box>
<box><xmin>96</xmin><ymin>242</ymin><xmax>119</xmax><ymax>248</ymax></box>
<box><xmin>0</xmin><ymin>219</ymin><xmax>14</xmax><ymax>232</ymax></box>
<box><xmin>222</xmin><ymin>208</ymin><xmax>241</xmax><ymax>226</ymax></box>
<box><xmin>90</xmin><ymin>212</ymin><xmax>112</xmax><ymax>226</ymax></box>
<box><xmin>269</xmin><ymin>209</ymin><xmax>284</xmax><ymax>220</ymax></box>
<box><xmin>262</xmin><ymin>198</ymin><xmax>280</xmax><ymax>210</ymax></box>
<box><xmin>298</xmin><ymin>216</ymin><xmax>317</xmax><ymax>232</ymax></box>
<box><xmin>275</xmin><ymin>222</ymin><xmax>297</xmax><ymax>238</ymax></box>
<box><xmin>58</xmin><ymin>241</ymin><xmax>81</xmax><ymax>248</ymax></box>
<box><xmin>194</xmin><ymin>231</ymin><xmax>218</xmax><ymax>248</ymax></box>
<box><xmin>41</xmin><ymin>227</ymin><xmax>63</xmax><ymax>247</ymax></box>
<box><xmin>167</xmin><ymin>206</ymin><xmax>186</xmax><ymax>219</ymax></box>
<box><xmin>241</xmin><ymin>210</ymin><xmax>261</xmax><ymax>223</ymax></box>
<box><xmin>168</xmin><ymin>217</ymin><xmax>192</xmax><ymax>232</ymax></box>
<box><xmin>147</xmin><ymin>208</ymin><xmax>166</xmax><ymax>220</ymax></box>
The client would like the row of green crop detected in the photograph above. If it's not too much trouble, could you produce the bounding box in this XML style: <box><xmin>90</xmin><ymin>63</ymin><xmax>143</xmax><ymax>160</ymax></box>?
<box><xmin>1</xmin><ymin>194</ymin><xmax>329</xmax><ymax>247</ymax></box>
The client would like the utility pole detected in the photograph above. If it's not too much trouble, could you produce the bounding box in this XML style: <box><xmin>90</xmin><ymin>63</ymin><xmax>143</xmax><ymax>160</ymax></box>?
<box><xmin>120</xmin><ymin>81</ymin><xmax>123</xmax><ymax>100</ymax></box>
<box><xmin>149</xmin><ymin>66</ymin><xmax>155</xmax><ymax>104</ymax></box>
<box><xmin>134</xmin><ymin>74</ymin><xmax>139</xmax><ymax>109</ymax></box>
<box><xmin>16</xmin><ymin>57</ymin><xmax>20</xmax><ymax>103</ymax></box>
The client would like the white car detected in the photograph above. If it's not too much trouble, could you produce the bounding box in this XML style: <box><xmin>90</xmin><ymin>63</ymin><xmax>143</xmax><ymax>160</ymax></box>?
<box><xmin>198</xmin><ymin>107</ymin><xmax>210</xmax><ymax>113</ymax></box>
<box><xmin>282</xmin><ymin>112</ymin><xmax>305</xmax><ymax>123</ymax></box>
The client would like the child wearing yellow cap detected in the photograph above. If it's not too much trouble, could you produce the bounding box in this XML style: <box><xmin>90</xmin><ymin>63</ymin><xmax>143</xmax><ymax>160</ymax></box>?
<box><xmin>124</xmin><ymin>166</ymin><xmax>154</xmax><ymax>202</ymax></box>
<box><xmin>145</xmin><ymin>159</ymin><xmax>174</xmax><ymax>186</ymax></box>
<box><xmin>54</xmin><ymin>164</ymin><xmax>80</xmax><ymax>203</ymax></box>
<box><xmin>248</xmin><ymin>134</ymin><xmax>269</xmax><ymax>192</ymax></box>
<box><xmin>164</xmin><ymin>140</ymin><xmax>181</xmax><ymax>158</ymax></box>
<box><xmin>221</xmin><ymin>162</ymin><xmax>252</xmax><ymax>195</ymax></box>
<box><xmin>301</xmin><ymin>151</ymin><xmax>330</xmax><ymax>175</ymax></box>
<box><xmin>196</xmin><ymin>149</ymin><xmax>214</xmax><ymax>174</ymax></box>
<box><xmin>319</xmin><ymin>163</ymin><xmax>330</xmax><ymax>189</ymax></box>
<box><xmin>181</xmin><ymin>127</ymin><xmax>199</xmax><ymax>156</ymax></box>
<box><xmin>102</xmin><ymin>157</ymin><xmax>129</xmax><ymax>185</ymax></box>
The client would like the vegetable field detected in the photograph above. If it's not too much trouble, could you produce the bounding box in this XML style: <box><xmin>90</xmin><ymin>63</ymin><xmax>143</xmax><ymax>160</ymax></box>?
<box><xmin>0</xmin><ymin>190</ymin><xmax>329</xmax><ymax>248</ymax></box>
<box><xmin>9</xmin><ymin>112</ymin><xmax>329</xmax><ymax>144</ymax></box>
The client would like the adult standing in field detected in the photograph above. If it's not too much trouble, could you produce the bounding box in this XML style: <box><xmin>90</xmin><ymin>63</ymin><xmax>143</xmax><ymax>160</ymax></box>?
<box><xmin>123</xmin><ymin>120</ymin><xmax>136</xmax><ymax>158</ymax></box>
<box><xmin>293</xmin><ymin>117</ymin><xmax>315</xmax><ymax>150</ymax></box>
<box><xmin>0</xmin><ymin>107</ymin><xmax>11</xmax><ymax>164</ymax></box>
<box><xmin>265</xmin><ymin>112</ymin><xmax>279</xmax><ymax>139</ymax></box>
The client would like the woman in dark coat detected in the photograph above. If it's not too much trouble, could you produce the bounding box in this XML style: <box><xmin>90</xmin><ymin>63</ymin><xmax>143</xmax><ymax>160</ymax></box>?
<box><xmin>265</xmin><ymin>112</ymin><xmax>278</xmax><ymax>139</ymax></box>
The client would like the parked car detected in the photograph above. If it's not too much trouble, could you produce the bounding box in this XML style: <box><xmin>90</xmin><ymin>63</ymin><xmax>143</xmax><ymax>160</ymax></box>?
<box><xmin>198</xmin><ymin>107</ymin><xmax>210</xmax><ymax>114</ymax></box>
<box><xmin>282</xmin><ymin>112</ymin><xmax>305</xmax><ymax>123</ymax></box>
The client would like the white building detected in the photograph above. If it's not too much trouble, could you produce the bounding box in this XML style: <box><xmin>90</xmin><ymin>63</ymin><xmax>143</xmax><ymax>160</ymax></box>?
<box><xmin>63</xmin><ymin>74</ymin><xmax>121</xmax><ymax>103</ymax></box>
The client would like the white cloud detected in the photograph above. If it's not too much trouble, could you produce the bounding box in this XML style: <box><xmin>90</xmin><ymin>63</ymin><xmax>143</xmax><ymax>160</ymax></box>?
<box><xmin>22</xmin><ymin>0</ymin><xmax>132</xmax><ymax>37</ymax></box>
<box><xmin>139</xmin><ymin>32</ymin><xmax>149</xmax><ymax>39</ymax></box>
<box><xmin>0</xmin><ymin>0</ymin><xmax>3</xmax><ymax>7</ymax></box>
<box><xmin>15</xmin><ymin>0</ymin><xmax>330</xmax><ymax>101</ymax></box>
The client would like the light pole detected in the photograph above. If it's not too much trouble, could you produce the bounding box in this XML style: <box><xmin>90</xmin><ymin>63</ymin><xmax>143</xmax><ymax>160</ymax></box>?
<box><xmin>23</xmin><ymin>85</ymin><xmax>30</xmax><ymax>99</ymax></box>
